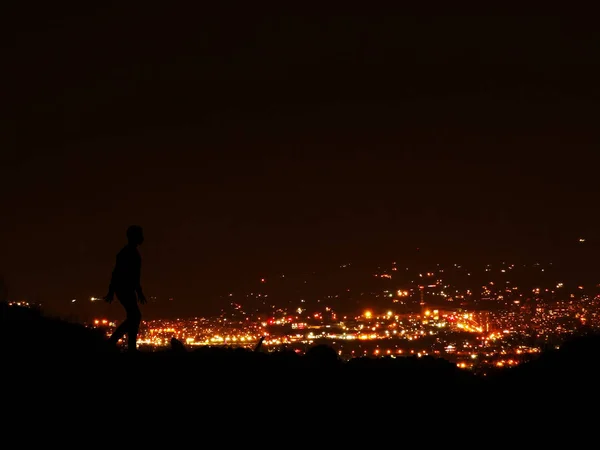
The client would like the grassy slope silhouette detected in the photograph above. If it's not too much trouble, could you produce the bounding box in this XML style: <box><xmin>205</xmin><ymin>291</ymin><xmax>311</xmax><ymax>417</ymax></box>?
<box><xmin>3</xmin><ymin>302</ymin><xmax>598</xmax><ymax>403</ymax></box>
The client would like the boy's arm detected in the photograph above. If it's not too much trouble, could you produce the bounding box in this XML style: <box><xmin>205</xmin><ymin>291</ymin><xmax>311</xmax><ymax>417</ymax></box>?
<box><xmin>136</xmin><ymin>286</ymin><xmax>146</xmax><ymax>304</ymax></box>
<box><xmin>136</xmin><ymin>283</ymin><xmax>146</xmax><ymax>303</ymax></box>
<box><xmin>104</xmin><ymin>274</ymin><xmax>115</xmax><ymax>303</ymax></box>
<box><xmin>135</xmin><ymin>258</ymin><xmax>146</xmax><ymax>304</ymax></box>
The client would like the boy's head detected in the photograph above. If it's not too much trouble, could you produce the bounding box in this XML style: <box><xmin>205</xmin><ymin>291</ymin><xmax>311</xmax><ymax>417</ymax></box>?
<box><xmin>126</xmin><ymin>225</ymin><xmax>144</xmax><ymax>246</ymax></box>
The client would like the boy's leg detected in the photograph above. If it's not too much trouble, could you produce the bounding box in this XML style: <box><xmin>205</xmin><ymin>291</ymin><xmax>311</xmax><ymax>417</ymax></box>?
<box><xmin>120</xmin><ymin>293</ymin><xmax>142</xmax><ymax>352</ymax></box>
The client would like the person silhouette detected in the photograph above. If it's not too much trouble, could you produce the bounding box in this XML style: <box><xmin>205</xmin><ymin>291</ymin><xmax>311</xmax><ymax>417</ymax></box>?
<box><xmin>104</xmin><ymin>225</ymin><xmax>147</xmax><ymax>352</ymax></box>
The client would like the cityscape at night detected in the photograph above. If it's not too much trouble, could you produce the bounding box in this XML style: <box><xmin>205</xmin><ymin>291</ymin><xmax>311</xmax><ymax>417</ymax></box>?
<box><xmin>3</xmin><ymin>5</ymin><xmax>600</xmax><ymax>435</ymax></box>
<box><xmin>77</xmin><ymin>257</ymin><xmax>600</xmax><ymax>374</ymax></box>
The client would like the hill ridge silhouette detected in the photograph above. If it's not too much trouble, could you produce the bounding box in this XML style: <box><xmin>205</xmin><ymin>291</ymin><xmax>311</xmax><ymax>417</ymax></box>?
<box><xmin>3</xmin><ymin>302</ymin><xmax>598</xmax><ymax>401</ymax></box>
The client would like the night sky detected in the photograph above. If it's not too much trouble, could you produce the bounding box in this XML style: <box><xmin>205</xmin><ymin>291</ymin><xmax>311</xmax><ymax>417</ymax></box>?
<box><xmin>2</xmin><ymin>5</ymin><xmax>599</xmax><ymax>318</ymax></box>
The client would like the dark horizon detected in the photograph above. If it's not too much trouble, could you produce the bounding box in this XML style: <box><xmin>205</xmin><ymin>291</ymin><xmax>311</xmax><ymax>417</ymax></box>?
<box><xmin>2</xmin><ymin>6</ymin><xmax>599</xmax><ymax>319</ymax></box>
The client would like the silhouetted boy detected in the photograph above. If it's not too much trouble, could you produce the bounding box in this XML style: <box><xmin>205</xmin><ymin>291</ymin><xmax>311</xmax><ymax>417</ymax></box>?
<box><xmin>104</xmin><ymin>225</ymin><xmax>147</xmax><ymax>352</ymax></box>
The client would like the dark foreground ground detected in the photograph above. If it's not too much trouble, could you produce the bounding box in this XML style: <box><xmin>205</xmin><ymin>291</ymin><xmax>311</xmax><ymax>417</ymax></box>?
<box><xmin>1</xmin><ymin>303</ymin><xmax>597</xmax><ymax>440</ymax></box>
